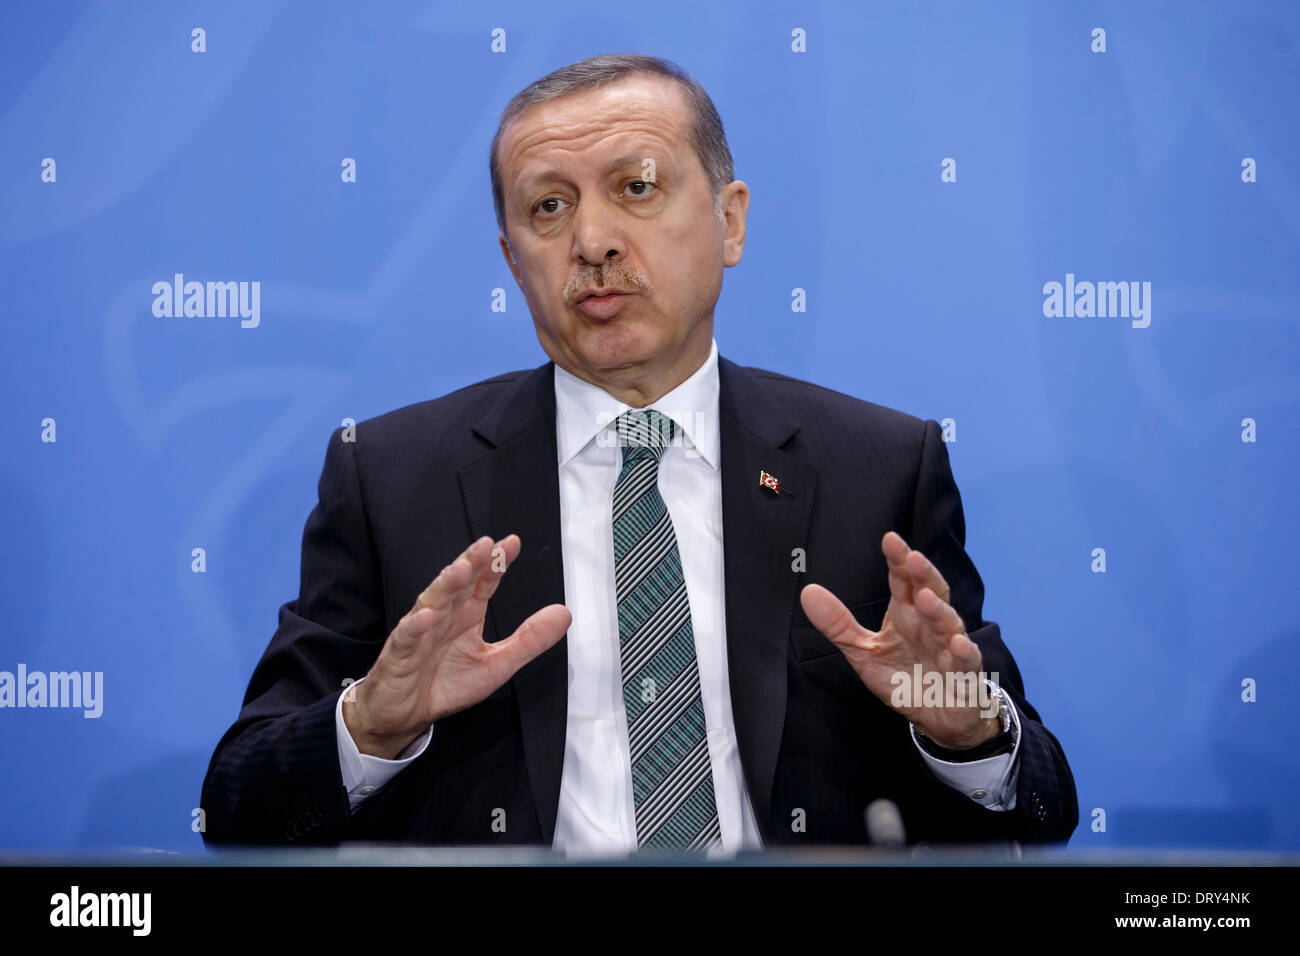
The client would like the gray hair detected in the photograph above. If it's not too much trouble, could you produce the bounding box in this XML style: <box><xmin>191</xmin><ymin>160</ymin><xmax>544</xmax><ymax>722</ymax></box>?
<box><xmin>490</xmin><ymin>53</ymin><xmax>735</xmax><ymax>236</ymax></box>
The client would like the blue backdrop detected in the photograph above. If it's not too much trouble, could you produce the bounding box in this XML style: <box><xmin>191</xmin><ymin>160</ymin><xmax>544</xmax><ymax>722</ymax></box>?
<box><xmin>2</xmin><ymin>0</ymin><xmax>1297</xmax><ymax>852</ymax></box>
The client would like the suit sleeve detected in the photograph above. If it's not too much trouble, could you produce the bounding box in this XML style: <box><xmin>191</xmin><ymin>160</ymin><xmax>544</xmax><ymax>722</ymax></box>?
<box><xmin>903</xmin><ymin>418</ymin><xmax>1078</xmax><ymax>844</ymax></box>
<box><xmin>200</xmin><ymin>426</ymin><xmax>402</xmax><ymax>846</ymax></box>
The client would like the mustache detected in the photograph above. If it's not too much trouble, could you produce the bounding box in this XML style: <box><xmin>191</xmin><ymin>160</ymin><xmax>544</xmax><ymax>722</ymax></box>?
<box><xmin>563</xmin><ymin>264</ymin><xmax>652</xmax><ymax>304</ymax></box>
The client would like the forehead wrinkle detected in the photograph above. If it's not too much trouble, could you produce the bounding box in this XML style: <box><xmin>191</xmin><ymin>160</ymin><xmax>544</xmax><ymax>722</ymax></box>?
<box><xmin>510</xmin><ymin>96</ymin><xmax>684</xmax><ymax>154</ymax></box>
<box><xmin>517</xmin><ymin>149</ymin><xmax>677</xmax><ymax>195</ymax></box>
<box><xmin>512</xmin><ymin>128</ymin><xmax>686</xmax><ymax>195</ymax></box>
<box><xmin>503</xmin><ymin>95</ymin><xmax>689</xmax><ymax>195</ymax></box>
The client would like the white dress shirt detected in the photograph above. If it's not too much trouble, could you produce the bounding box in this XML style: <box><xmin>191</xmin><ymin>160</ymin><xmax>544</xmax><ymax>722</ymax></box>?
<box><xmin>335</xmin><ymin>338</ymin><xmax>1020</xmax><ymax>854</ymax></box>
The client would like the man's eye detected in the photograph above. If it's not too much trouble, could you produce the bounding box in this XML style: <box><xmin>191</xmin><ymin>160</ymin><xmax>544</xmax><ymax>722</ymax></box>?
<box><xmin>626</xmin><ymin>180</ymin><xmax>656</xmax><ymax>198</ymax></box>
<box><xmin>534</xmin><ymin>198</ymin><xmax>566</xmax><ymax>215</ymax></box>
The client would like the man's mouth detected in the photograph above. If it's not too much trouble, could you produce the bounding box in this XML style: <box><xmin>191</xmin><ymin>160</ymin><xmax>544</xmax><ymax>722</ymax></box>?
<box><xmin>574</xmin><ymin>289</ymin><xmax>634</xmax><ymax>319</ymax></box>
<box><xmin>575</xmin><ymin>288</ymin><xmax>633</xmax><ymax>303</ymax></box>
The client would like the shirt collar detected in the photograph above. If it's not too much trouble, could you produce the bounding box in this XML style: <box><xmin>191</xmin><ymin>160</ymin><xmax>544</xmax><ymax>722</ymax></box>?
<box><xmin>554</xmin><ymin>337</ymin><xmax>720</xmax><ymax>471</ymax></box>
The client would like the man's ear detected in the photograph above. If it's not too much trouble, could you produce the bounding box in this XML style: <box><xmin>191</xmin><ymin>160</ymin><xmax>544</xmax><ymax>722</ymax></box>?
<box><xmin>720</xmin><ymin>180</ymin><xmax>749</xmax><ymax>268</ymax></box>
<box><xmin>499</xmin><ymin>232</ymin><xmax>523</xmax><ymax>286</ymax></box>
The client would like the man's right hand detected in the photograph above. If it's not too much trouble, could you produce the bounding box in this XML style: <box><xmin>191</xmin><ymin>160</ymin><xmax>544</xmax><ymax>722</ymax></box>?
<box><xmin>342</xmin><ymin>534</ymin><xmax>571</xmax><ymax>759</ymax></box>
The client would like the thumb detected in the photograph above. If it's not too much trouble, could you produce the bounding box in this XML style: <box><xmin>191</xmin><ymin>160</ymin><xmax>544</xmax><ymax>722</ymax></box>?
<box><xmin>489</xmin><ymin>604</ymin><xmax>572</xmax><ymax>674</ymax></box>
<box><xmin>800</xmin><ymin>584</ymin><xmax>869</xmax><ymax>646</ymax></box>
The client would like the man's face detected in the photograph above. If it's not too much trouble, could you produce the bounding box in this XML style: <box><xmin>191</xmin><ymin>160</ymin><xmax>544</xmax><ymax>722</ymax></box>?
<box><xmin>496</xmin><ymin>73</ymin><xmax>747</xmax><ymax>401</ymax></box>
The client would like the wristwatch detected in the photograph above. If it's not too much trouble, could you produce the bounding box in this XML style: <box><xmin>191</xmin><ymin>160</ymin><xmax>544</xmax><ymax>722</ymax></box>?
<box><xmin>912</xmin><ymin>684</ymin><xmax>1017</xmax><ymax>763</ymax></box>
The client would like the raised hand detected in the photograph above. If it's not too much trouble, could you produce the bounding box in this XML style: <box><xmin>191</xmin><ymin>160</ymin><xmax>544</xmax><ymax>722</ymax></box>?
<box><xmin>799</xmin><ymin>531</ymin><xmax>1000</xmax><ymax>750</ymax></box>
<box><xmin>343</xmin><ymin>534</ymin><xmax>571</xmax><ymax>758</ymax></box>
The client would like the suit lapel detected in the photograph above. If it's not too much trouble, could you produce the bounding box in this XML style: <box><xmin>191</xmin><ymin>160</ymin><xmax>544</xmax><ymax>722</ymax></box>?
<box><xmin>458</xmin><ymin>362</ymin><xmax>568</xmax><ymax>844</ymax></box>
<box><xmin>717</xmin><ymin>357</ymin><xmax>817</xmax><ymax>843</ymax></box>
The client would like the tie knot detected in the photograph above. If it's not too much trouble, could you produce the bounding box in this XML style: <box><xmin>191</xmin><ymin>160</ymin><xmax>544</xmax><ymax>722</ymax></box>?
<box><xmin>615</xmin><ymin>409</ymin><xmax>676</xmax><ymax>461</ymax></box>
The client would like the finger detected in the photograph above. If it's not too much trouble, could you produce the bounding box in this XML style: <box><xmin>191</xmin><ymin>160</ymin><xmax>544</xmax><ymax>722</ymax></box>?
<box><xmin>484</xmin><ymin>604</ymin><xmax>572</xmax><ymax>679</ymax></box>
<box><xmin>415</xmin><ymin>536</ymin><xmax>494</xmax><ymax>614</ymax></box>
<box><xmin>915</xmin><ymin>588</ymin><xmax>981</xmax><ymax>668</ymax></box>
<box><xmin>946</xmin><ymin>631</ymin><xmax>982</xmax><ymax>673</ymax></box>
<box><xmin>914</xmin><ymin>586</ymin><xmax>964</xmax><ymax>642</ymax></box>
<box><xmin>881</xmin><ymin>531</ymin><xmax>914</xmax><ymax>605</ymax></box>
<box><xmin>385</xmin><ymin>604</ymin><xmax>437</xmax><ymax>658</ymax></box>
<box><xmin>904</xmin><ymin>548</ymin><xmax>950</xmax><ymax>605</ymax></box>
<box><xmin>799</xmin><ymin>583</ymin><xmax>869</xmax><ymax>646</ymax></box>
<box><xmin>469</xmin><ymin>534</ymin><xmax>522</xmax><ymax>604</ymax></box>
<box><xmin>445</xmin><ymin>535</ymin><xmax>502</xmax><ymax>613</ymax></box>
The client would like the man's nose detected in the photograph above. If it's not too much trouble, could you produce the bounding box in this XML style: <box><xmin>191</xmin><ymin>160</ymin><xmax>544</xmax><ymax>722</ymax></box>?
<box><xmin>571</xmin><ymin>198</ymin><xmax>624</xmax><ymax>266</ymax></box>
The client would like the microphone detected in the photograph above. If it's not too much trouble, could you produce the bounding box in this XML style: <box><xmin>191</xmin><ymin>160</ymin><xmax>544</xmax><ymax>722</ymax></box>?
<box><xmin>863</xmin><ymin>797</ymin><xmax>1023</xmax><ymax>860</ymax></box>
<box><xmin>864</xmin><ymin>798</ymin><xmax>906</xmax><ymax>848</ymax></box>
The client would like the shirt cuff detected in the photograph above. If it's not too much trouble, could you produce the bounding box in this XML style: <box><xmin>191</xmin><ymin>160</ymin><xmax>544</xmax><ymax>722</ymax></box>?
<box><xmin>335</xmin><ymin>677</ymin><xmax>434</xmax><ymax>811</ymax></box>
<box><xmin>909</xmin><ymin>679</ymin><xmax>1022</xmax><ymax>811</ymax></box>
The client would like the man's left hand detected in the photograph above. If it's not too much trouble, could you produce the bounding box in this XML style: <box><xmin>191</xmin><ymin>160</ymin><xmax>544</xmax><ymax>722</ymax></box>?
<box><xmin>799</xmin><ymin>530</ymin><xmax>1000</xmax><ymax>750</ymax></box>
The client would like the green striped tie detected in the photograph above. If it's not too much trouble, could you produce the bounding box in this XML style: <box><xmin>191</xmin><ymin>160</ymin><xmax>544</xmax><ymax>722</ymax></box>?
<box><xmin>612</xmin><ymin>409</ymin><xmax>721</xmax><ymax>850</ymax></box>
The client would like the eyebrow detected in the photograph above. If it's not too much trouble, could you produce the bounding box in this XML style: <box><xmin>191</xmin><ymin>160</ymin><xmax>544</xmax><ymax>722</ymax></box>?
<box><xmin>516</xmin><ymin>153</ymin><xmax>663</xmax><ymax>194</ymax></box>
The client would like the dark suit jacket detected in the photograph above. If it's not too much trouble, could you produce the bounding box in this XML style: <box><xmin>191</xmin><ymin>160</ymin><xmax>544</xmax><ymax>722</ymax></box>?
<box><xmin>201</xmin><ymin>356</ymin><xmax>1078</xmax><ymax>847</ymax></box>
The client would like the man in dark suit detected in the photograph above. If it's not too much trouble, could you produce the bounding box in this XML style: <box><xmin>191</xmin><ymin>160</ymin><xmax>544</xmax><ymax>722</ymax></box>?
<box><xmin>201</xmin><ymin>54</ymin><xmax>1076</xmax><ymax>852</ymax></box>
